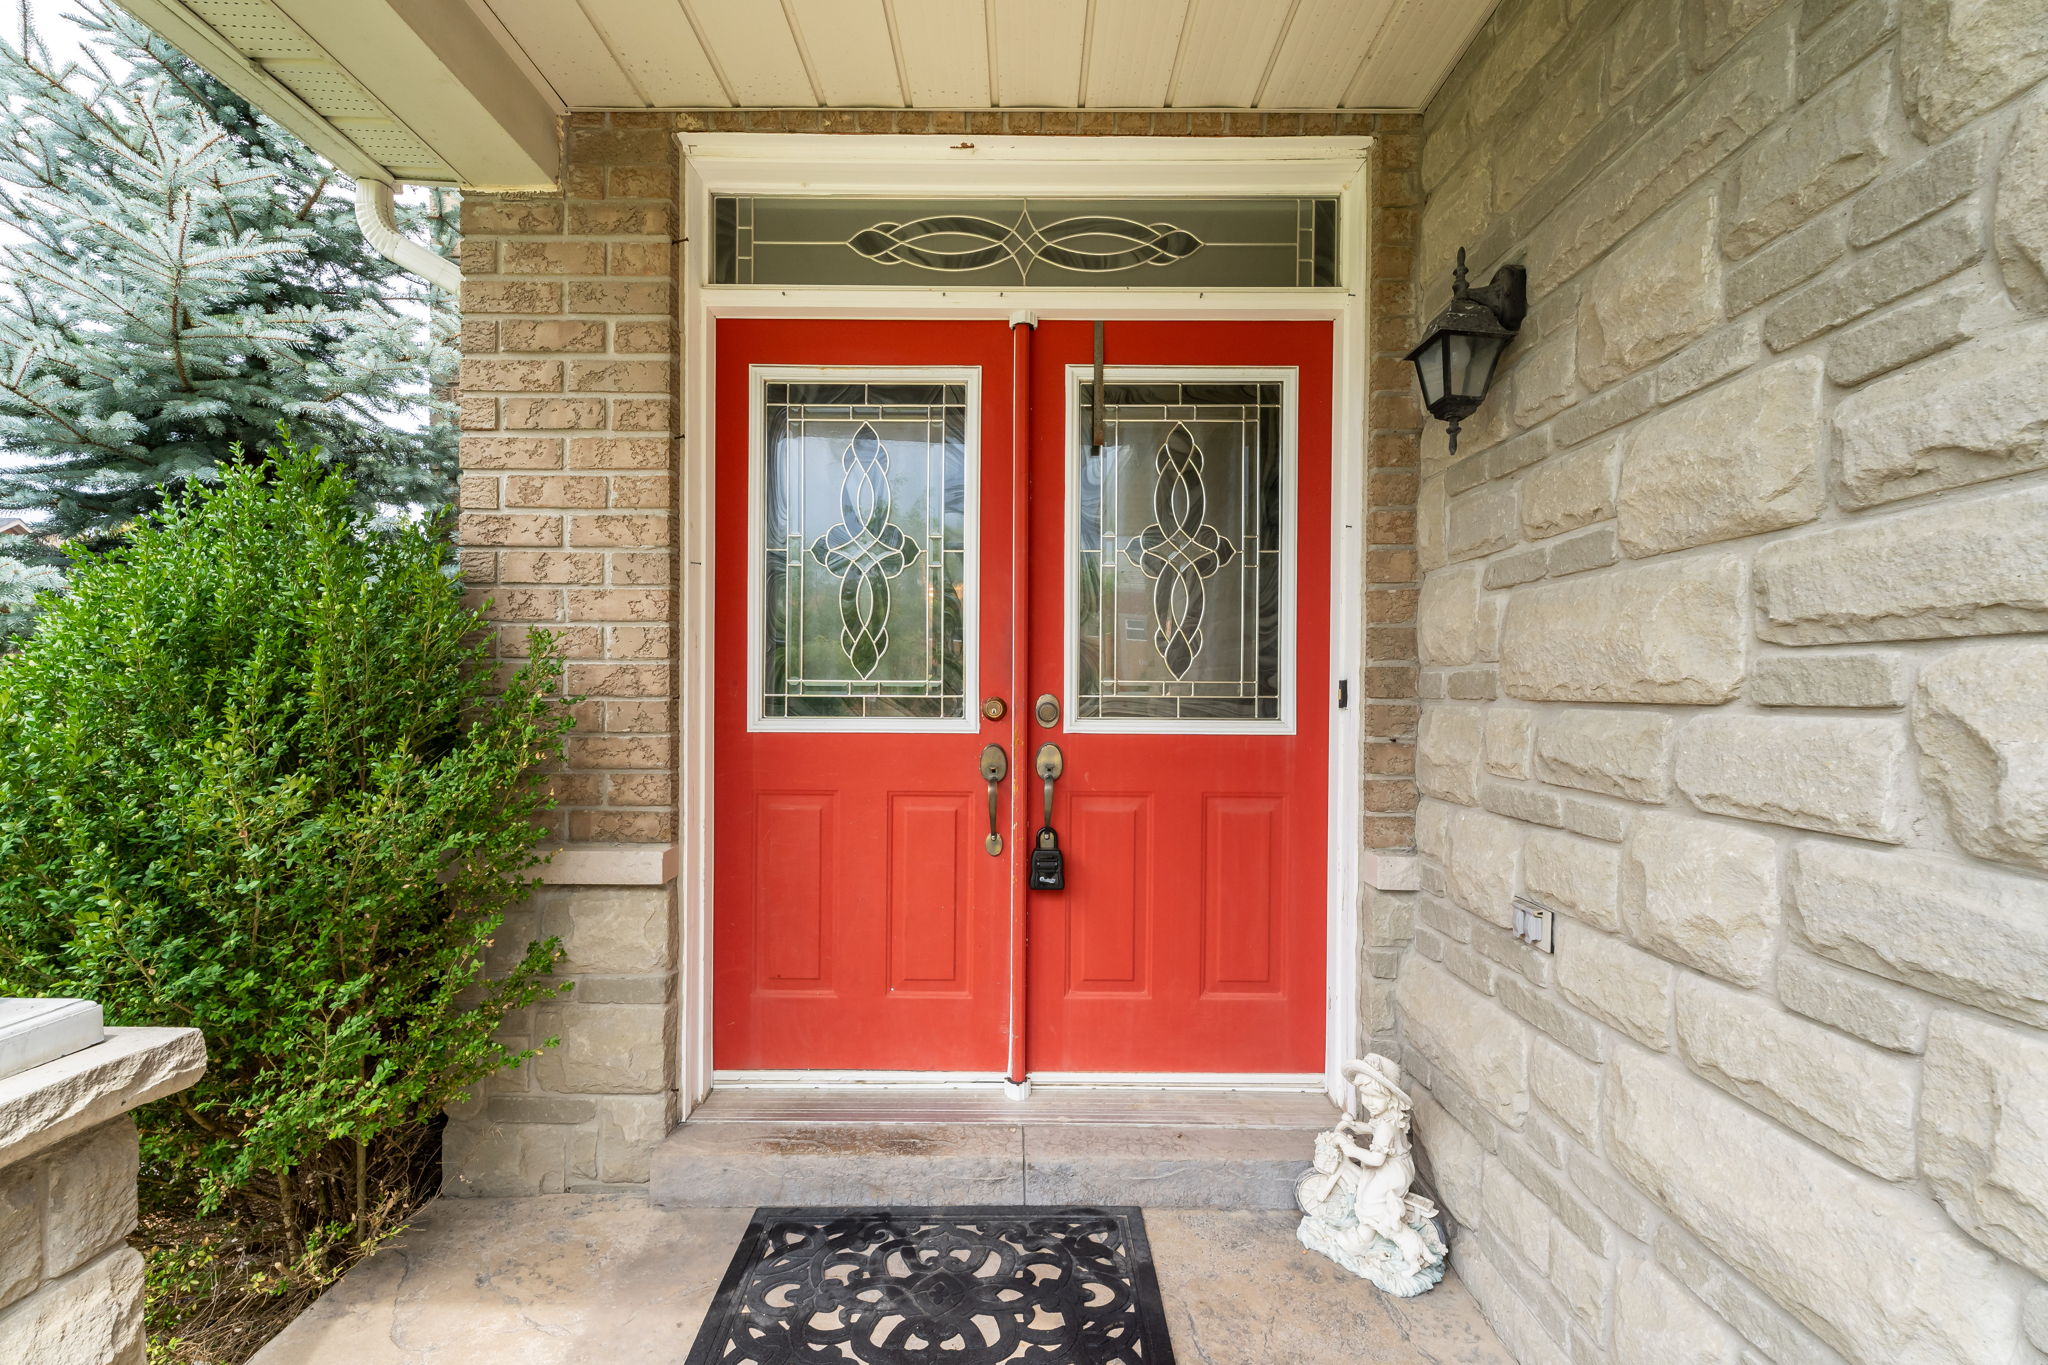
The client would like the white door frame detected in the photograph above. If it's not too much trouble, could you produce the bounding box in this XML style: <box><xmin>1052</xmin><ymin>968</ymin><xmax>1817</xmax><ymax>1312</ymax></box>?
<box><xmin>675</xmin><ymin>133</ymin><xmax>1375</xmax><ymax>1114</ymax></box>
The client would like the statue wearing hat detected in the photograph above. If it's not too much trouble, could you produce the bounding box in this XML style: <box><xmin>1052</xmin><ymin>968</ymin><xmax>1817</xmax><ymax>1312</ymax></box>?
<box><xmin>1294</xmin><ymin>1054</ymin><xmax>1447</xmax><ymax>1296</ymax></box>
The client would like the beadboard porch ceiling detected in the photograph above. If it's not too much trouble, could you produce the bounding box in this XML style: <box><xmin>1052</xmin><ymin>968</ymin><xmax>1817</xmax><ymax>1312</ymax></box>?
<box><xmin>112</xmin><ymin>0</ymin><xmax>1497</xmax><ymax>190</ymax></box>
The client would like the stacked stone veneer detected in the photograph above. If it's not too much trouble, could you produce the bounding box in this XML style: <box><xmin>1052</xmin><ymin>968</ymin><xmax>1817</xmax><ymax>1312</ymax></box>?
<box><xmin>1393</xmin><ymin>0</ymin><xmax>2048</xmax><ymax>1359</ymax></box>
<box><xmin>1</xmin><ymin>1122</ymin><xmax>145</xmax><ymax>1362</ymax></box>
<box><xmin>0</xmin><ymin>1028</ymin><xmax>206</xmax><ymax>1364</ymax></box>
<box><xmin>449</xmin><ymin>109</ymin><xmax>1423</xmax><ymax>1193</ymax></box>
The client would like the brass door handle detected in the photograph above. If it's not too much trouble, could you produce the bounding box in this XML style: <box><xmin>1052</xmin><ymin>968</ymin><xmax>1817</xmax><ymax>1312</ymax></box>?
<box><xmin>1034</xmin><ymin>743</ymin><xmax>1064</xmax><ymax>832</ymax></box>
<box><xmin>979</xmin><ymin>744</ymin><xmax>1008</xmax><ymax>855</ymax></box>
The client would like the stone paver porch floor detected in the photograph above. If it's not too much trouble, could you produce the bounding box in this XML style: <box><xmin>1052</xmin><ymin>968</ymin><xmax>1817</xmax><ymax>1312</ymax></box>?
<box><xmin>251</xmin><ymin>1194</ymin><xmax>1514</xmax><ymax>1364</ymax></box>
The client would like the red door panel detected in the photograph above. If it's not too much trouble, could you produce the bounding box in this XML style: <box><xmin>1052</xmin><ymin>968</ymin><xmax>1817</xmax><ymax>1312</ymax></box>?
<box><xmin>714</xmin><ymin>319</ymin><xmax>1016</xmax><ymax>1071</ymax></box>
<box><xmin>1024</xmin><ymin>320</ymin><xmax>1330</xmax><ymax>1075</ymax></box>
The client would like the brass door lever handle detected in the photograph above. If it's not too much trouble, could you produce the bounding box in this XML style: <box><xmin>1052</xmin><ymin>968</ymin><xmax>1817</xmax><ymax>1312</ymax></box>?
<box><xmin>979</xmin><ymin>744</ymin><xmax>1008</xmax><ymax>855</ymax></box>
<box><xmin>1034</xmin><ymin>743</ymin><xmax>1064</xmax><ymax>832</ymax></box>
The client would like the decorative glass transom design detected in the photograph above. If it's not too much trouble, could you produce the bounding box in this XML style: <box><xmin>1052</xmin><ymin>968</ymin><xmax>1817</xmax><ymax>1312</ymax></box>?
<box><xmin>1075</xmin><ymin>379</ymin><xmax>1286</xmax><ymax>725</ymax></box>
<box><xmin>715</xmin><ymin>196</ymin><xmax>1338</xmax><ymax>289</ymax></box>
<box><xmin>760</xmin><ymin>380</ymin><xmax>970</xmax><ymax>723</ymax></box>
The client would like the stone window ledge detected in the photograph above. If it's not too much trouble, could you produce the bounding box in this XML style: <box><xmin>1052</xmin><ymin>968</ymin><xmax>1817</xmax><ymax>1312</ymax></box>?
<box><xmin>1365</xmin><ymin>853</ymin><xmax>1420</xmax><ymax>891</ymax></box>
<box><xmin>0</xmin><ymin>1026</ymin><xmax>206</xmax><ymax>1168</ymax></box>
<box><xmin>533</xmin><ymin>842</ymin><xmax>678</xmax><ymax>886</ymax></box>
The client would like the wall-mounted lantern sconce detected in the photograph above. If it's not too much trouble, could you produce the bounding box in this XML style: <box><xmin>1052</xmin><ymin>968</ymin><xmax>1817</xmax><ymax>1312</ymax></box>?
<box><xmin>1405</xmin><ymin>248</ymin><xmax>1528</xmax><ymax>454</ymax></box>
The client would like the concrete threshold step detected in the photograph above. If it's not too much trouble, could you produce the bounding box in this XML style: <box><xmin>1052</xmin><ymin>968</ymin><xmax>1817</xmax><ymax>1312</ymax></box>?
<box><xmin>650</xmin><ymin>1119</ymin><xmax>1321</xmax><ymax>1210</ymax></box>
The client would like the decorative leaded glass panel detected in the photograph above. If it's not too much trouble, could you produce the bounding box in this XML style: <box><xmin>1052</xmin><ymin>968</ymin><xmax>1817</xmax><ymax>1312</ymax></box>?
<box><xmin>713</xmin><ymin>196</ymin><xmax>1339</xmax><ymax>289</ymax></box>
<box><xmin>1075</xmin><ymin>380</ymin><xmax>1286</xmax><ymax>724</ymax></box>
<box><xmin>760</xmin><ymin>381</ymin><xmax>970</xmax><ymax>722</ymax></box>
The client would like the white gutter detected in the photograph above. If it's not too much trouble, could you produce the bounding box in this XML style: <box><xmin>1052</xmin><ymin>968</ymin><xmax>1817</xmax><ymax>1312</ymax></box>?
<box><xmin>353</xmin><ymin>180</ymin><xmax>461</xmax><ymax>294</ymax></box>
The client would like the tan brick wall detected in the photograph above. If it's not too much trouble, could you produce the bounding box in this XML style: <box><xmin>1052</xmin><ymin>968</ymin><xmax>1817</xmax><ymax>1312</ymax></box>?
<box><xmin>1364</xmin><ymin>119</ymin><xmax>1423</xmax><ymax>855</ymax></box>
<box><xmin>459</xmin><ymin>112</ymin><xmax>679</xmax><ymax>847</ymax></box>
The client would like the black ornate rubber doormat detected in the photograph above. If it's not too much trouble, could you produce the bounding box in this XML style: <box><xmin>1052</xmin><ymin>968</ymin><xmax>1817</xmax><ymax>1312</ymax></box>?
<box><xmin>684</xmin><ymin>1205</ymin><xmax>1177</xmax><ymax>1364</ymax></box>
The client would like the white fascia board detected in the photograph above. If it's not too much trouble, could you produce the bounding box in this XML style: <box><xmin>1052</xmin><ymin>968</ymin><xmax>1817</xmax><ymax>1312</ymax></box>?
<box><xmin>276</xmin><ymin>0</ymin><xmax>560</xmax><ymax>189</ymax></box>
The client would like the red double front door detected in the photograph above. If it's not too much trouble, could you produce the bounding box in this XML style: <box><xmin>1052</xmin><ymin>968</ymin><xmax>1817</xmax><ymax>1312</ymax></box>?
<box><xmin>713</xmin><ymin>318</ymin><xmax>1330</xmax><ymax>1076</ymax></box>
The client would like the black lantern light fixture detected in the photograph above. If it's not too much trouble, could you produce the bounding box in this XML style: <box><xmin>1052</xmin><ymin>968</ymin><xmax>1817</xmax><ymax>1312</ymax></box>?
<box><xmin>1405</xmin><ymin>248</ymin><xmax>1528</xmax><ymax>453</ymax></box>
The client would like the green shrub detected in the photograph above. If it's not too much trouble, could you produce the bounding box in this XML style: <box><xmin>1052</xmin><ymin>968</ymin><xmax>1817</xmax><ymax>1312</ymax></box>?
<box><xmin>0</xmin><ymin>444</ymin><xmax>570</xmax><ymax>1266</ymax></box>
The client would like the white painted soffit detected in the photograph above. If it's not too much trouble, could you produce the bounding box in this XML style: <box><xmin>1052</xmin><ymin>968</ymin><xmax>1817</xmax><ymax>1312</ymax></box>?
<box><xmin>113</xmin><ymin>0</ymin><xmax>1500</xmax><ymax>190</ymax></box>
<box><xmin>113</xmin><ymin>0</ymin><xmax>561</xmax><ymax>188</ymax></box>
<box><xmin>482</xmin><ymin>0</ymin><xmax>1499</xmax><ymax>114</ymax></box>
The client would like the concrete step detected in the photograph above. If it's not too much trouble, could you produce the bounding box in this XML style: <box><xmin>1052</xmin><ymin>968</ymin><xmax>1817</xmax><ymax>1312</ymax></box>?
<box><xmin>650</xmin><ymin>1118</ymin><xmax>1322</xmax><ymax>1209</ymax></box>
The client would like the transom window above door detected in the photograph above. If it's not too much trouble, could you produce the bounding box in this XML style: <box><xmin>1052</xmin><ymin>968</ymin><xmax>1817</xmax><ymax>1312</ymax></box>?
<box><xmin>713</xmin><ymin>196</ymin><xmax>1340</xmax><ymax>289</ymax></box>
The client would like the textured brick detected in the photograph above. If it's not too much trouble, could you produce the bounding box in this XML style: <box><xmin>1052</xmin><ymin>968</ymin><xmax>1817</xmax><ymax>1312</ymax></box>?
<box><xmin>502</xmin><ymin>240</ymin><xmax>607</xmax><ymax>275</ymax></box>
<box><xmin>499</xmin><ymin>551</ymin><xmax>605</xmax><ymax>585</ymax></box>
<box><xmin>570</xmin><ymin>514</ymin><xmax>670</xmax><ymax>548</ymax></box>
<box><xmin>464</xmin><ymin>198</ymin><xmax>564</xmax><ymax>234</ymax></box>
<box><xmin>566</xmin><ymin>280</ymin><xmax>673</xmax><ymax>313</ymax></box>
<box><xmin>613</xmin><ymin>322</ymin><xmax>674</xmax><ymax>353</ymax></box>
<box><xmin>611</xmin><ymin>399</ymin><xmax>673</xmax><ymax>431</ymax></box>
<box><xmin>610</xmin><ymin>475</ymin><xmax>671</xmax><ymax>508</ymax></box>
<box><xmin>505</xmin><ymin>398</ymin><xmax>607</xmax><ymax>431</ymax></box>
<box><xmin>460</xmin><ymin>359</ymin><xmax>563</xmax><ymax>394</ymax></box>
<box><xmin>568</xmin><ymin>202</ymin><xmax>674</xmax><ymax>236</ymax></box>
<box><xmin>607</xmin><ymin>242</ymin><xmax>669</xmax><ymax>276</ymax></box>
<box><xmin>570</xmin><ymin>436</ymin><xmax>668</xmax><ymax>470</ymax></box>
<box><xmin>457</xmin><ymin>514</ymin><xmax>562</xmax><ymax>548</ymax></box>
<box><xmin>566</xmin><ymin>664</ymin><xmax>671</xmax><ymax>698</ymax></box>
<box><xmin>501</xmin><ymin>320</ymin><xmax>606</xmax><ymax>354</ymax></box>
<box><xmin>569</xmin><ymin>360</ymin><xmax>669</xmax><ymax>393</ymax></box>
<box><xmin>505</xmin><ymin>476</ymin><xmax>607</xmax><ymax>509</ymax></box>
<box><xmin>459</xmin><ymin>436</ymin><xmax>562</xmax><ymax>470</ymax></box>
<box><xmin>462</xmin><ymin>280</ymin><xmax>562</xmax><ymax>314</ymax></box>
<box><xmin>566</xmin><ymin>589</ymin><xmax>670</xmax><ymax>621</ymax></box>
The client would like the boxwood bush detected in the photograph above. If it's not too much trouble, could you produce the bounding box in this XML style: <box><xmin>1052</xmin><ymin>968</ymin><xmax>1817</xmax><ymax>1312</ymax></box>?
<box><xmin>0</xmin><ymin>446</ymin><xmax>569</xmax><ymax>1270</ymax></box>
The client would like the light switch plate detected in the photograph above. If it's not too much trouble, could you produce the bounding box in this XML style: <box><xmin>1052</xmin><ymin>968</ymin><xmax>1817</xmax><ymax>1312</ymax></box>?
<box><xmin>1511</xmin><ymin>897</ymin><xmax>1556</xmax><ymax>953</ymax></box>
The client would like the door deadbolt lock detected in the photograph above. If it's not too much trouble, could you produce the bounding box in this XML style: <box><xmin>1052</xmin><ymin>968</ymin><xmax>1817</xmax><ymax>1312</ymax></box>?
<box><xmin>981</xmin><ymin>696</ymin><xmax>1006</xmax><ymax>721</ymax></box>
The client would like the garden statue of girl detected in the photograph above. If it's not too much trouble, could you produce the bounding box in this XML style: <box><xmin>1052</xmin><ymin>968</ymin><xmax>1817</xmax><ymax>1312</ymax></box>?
<box><xmin>1294</xmin><ymin>1054</ymin><xmax>1448</xmax><ymax>1296</ymax></box>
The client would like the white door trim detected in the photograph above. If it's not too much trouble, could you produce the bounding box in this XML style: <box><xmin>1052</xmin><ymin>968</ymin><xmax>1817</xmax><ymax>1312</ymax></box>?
<box><xmin>676</xmin><ymin>133</ymin><xmax>1374</xmax><ymax>1117</ymax></box>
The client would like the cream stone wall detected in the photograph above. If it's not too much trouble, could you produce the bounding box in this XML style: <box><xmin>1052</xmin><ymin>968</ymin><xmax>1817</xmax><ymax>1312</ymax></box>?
<box><xmin>1400</xmin><ymin>0</ymin><xmax>2048</xmax><ymax>1359</ymax></box>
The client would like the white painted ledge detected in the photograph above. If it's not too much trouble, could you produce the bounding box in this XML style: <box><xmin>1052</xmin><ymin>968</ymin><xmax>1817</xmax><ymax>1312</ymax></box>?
<box><xmin>533</xmin><ymin>843</ymin><xmax>678</xmax><ymax>887</ymax></box>
<box><xmin>0</xmin><ymin>1026</ymin><xmax>206</xmax><ymax>1168</ymax></box>
<box><xmin>0</xmin><ymin>998</ymin><xmax>103</xmax><ymax>1082</ymax></box>
<box><xmin>1363</xmin><ymin>853</ymin><xmax>1420</xmax><ymax>892</ymax></box>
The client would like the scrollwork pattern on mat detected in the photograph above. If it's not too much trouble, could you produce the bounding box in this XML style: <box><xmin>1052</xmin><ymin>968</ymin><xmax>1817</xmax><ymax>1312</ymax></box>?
<box><xmin>690</xmin><ymin>1208</ymin><xmax>1171</xmax><ymax>1365</ymax></box>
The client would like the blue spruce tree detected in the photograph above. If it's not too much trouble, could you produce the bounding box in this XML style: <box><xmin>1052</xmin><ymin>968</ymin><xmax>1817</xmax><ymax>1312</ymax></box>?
<box><xmin>0</xmin><ymin>1</ymin><xmax>457</xmax><ymax>566</ymax></box>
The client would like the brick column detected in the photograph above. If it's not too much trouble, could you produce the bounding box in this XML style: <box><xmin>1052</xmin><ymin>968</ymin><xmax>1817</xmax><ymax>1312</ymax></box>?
<box><xmin>446</xmin><ymin>113</ymin><xmax>681</xmax><ymax>1194</ymax></box>
<box><xmin>1360</xmin><ymin>117</ymin><xmax>1424</xmax><ymax>1054</ymax></box>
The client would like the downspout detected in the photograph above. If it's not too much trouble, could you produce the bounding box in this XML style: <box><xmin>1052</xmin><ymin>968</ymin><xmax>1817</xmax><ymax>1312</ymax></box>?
<box><xmin>353</xmin><ymin>179</ymin><xmax>461</xmax><ymax>293</ymax></box>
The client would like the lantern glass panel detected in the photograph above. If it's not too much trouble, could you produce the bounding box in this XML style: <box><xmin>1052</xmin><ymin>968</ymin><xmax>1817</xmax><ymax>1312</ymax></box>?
<box><xmin>1411</xmin><ymin>334</ymin><xmax>1449</xmax><ymax>408</ymax></box>
<box><xmin>1453</xmin><ymin>333</ymin><xmax>1511</xmax><ymax>400</ymax></box>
